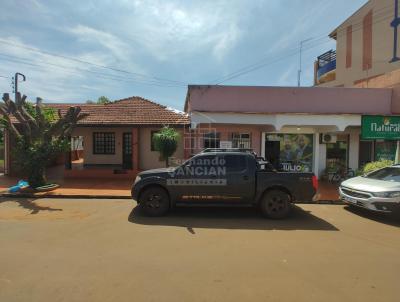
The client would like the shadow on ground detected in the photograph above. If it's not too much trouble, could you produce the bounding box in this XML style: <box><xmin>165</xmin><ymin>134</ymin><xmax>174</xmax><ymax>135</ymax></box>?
<box><xmin>128</xmin><ymin>205</ymin><xmax>339</xmax><ymax>231</ymax></box>
<box><xmin>0</xmin><ymin>198</ymin><xmax>63</xmax><ymax>214</ymax></box>
<box><xmin>344</xmin><ymin>205</ymin><xmax>400</xmax><ymax>227</ymax></box>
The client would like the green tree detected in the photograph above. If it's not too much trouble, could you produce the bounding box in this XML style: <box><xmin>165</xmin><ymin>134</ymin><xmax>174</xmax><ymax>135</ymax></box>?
<box><xmin>97</xmin><ymin>96</ymin><xmax>110</xmax><ymax>104</ymax></box>
<box><xmin>152</xmin><ymin>126</ymin><xmax>179</xmax><ymax>167</ymax></box>
<box><xmin>0</xmin><ymin>93</ymin><xmax>88</xmax><ymax>187</ymax></box>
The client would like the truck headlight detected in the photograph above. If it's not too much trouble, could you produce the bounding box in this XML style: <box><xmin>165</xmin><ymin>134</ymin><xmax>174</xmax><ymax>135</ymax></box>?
<box><xmin>373</xmin><ymin>191</ymin><xmax>400</xmax><ymax>198</ymax></box>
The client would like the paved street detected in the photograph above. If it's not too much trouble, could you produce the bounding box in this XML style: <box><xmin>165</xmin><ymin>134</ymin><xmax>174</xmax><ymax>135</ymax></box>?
<box><xmin>0</xmin><ymin>198</ymin><xmax>399</xmax><ymax>302</ymax></box>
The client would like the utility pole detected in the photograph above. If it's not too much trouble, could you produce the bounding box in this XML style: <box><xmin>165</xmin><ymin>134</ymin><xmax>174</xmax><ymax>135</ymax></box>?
<box><xmin>14</xmin><ymin>72</ymin><xmax>26</xmax><ymax>101</ymax></box>
<box><xmin>297</xmin><ymin>38</ymin><xmax>313</xmax><ymax>87</ymax></box>
<box><xmin>390</xmin><ymin>0</ymin><xmax>400</xmax><ymax>62</ymax></box>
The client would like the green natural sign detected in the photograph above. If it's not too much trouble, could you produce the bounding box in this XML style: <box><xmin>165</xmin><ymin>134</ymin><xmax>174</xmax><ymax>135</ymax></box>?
<box><xmin>361</xmin><ymin>115</ymin><xmax>400</xmax><ymax>140</ymax></box>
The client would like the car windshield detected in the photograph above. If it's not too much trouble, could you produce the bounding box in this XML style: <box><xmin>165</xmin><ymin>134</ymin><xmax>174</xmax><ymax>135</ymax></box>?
<box><xmin>365</xmin><ymin>167</ymin><xmax>400</xmax><ymax>182</ymax></box>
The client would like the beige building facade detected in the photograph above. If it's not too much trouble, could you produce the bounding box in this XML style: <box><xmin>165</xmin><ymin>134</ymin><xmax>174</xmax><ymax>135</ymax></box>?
<box><xmin>315</xmin><ymin>0</ymin><xmax>400</xmax><ymax>87</ymax></box>
<box><xmin>71</xmin><ymin>127</ymin><xmax>185</xmax><ymax>171</ymax></box>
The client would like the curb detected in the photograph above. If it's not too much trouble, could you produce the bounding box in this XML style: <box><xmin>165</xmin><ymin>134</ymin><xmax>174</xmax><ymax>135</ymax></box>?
<box><xmin>0</xmin><ymin>193</ymin><xmax>132</xmax><ymax>199</ymax></box>
<box><xmin>0</xmin><ymin>193</ymin><xmax>342</xmax><ymax>204</ymax></box>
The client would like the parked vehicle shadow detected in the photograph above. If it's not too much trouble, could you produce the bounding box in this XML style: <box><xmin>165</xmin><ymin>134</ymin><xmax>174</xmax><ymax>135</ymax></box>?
<box><xmin>344</xmin><ymin>205</ymin><xmax>400</xmax><ymax>227</ymax></box>
<box><xmin>128</xmin><ymin>205</ymin><xmax>339</xmax><ymax>231</ymax></box>
<box><xmin>0</xmin><ymin>197</ymin><xmax>63</xmax><ymax>214</ymax></box>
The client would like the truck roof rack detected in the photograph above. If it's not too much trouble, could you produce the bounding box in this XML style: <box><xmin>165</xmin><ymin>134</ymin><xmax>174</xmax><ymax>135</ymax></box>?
<box><xmin>202</xmin><ymin>148</ymin><xmax>255</xmax><ymax>154</ymax></box>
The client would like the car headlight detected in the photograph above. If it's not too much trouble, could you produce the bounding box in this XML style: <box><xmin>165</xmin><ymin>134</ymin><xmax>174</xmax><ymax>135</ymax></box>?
<box><xmin>134</xmin><ymin>175</ymin><xmax>141</xmax><ymax>184</ymax></box>
<box><xmin>373</xmin><ymin>191</ymin><xmax>400</xmax><ymax>198</ymax></box>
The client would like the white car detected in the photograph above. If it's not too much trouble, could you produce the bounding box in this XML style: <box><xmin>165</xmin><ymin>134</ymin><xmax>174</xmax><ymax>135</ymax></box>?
<box><xmin>339</xmin><ymin>165</ymin><xmax>400</xmax><ymax>214</ymax></box>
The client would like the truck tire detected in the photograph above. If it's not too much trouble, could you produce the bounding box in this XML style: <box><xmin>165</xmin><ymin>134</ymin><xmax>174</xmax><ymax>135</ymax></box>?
<box><xmin>260</xmin><ymin>190</ymin><xmax>291</xmax><ymax>219</ymax></box>
<box><xmin>139</xmin><ymin>186</ymin><xmax>170</xmax><ymax>217</ymax></box>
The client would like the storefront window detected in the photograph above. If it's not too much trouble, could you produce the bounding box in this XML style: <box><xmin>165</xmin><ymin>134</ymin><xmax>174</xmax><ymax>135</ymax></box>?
<box><xmin>203</xmin><ymin>132</ymin><xmax>220</xmax><ymax>148</ymax></box>
<box><xmin>265</xmin><ymin>134</ymin><xmax>313</xmax><ymax>172</ymax></box>
<box><xmin>374</xmin><ymin>141</ymin><xmax>396</xmax><ymax>161</ymax></box>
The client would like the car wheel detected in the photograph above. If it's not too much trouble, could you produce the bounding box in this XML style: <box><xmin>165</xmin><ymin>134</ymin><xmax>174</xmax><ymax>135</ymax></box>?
<box><xmin>139</xmin><ymin>186</ymin><xmax>170</xmax><ymax>217</ymax></box>
<box><xmin>260</xmin><ymin>190</ymin><xmax>291</xmax><ymax>219</ymax></box>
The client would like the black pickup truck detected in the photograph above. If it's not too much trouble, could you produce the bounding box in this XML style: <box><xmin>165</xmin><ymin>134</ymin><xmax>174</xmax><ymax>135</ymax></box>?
<box><xmin>132</xmin><ymin>149</ymin><xmax>318</xmax><ymax>219</ymax></box>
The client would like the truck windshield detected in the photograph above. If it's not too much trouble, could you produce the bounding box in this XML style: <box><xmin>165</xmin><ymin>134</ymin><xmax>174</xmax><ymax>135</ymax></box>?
<box><xmin>365</xmin><ymin>167</ymin><xmax>400</xmax><ymax>182</ymax></box>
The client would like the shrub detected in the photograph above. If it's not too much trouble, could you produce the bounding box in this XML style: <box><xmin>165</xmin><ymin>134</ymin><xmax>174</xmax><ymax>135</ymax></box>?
<box><xmin>152</xmin><ymin>126</ymin><xmax>179</xmax><ymax>167</ymax></box>
<box><xmin>360</xmin><ymin>159</ymin><xmax>394</xmax><ymax>175</ymax></box>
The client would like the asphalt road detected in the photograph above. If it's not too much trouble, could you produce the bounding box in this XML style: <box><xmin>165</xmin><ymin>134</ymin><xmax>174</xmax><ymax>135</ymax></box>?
<box><xmin>0</xmin><ymin>198</ymin><xmax>399</xmax><ymax>302</ymax></box>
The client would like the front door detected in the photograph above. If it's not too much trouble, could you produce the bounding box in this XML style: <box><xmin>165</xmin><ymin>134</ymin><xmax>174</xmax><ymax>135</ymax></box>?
<box><xmin>122</xmin><ymin>132</ymin><xmax>133</xmax><ymax>169</ymax></box>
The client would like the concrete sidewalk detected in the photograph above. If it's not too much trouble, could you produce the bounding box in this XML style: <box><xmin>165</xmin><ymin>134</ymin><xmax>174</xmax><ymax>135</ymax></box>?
<box><xmin>0</xmin><ymin>172</ymin><xmax>339</xmax><ymax>201</ymax></box>
<box><xmin>0</xmin><ymin>176</ymin><xmax>133</xmax><ymax>199</ymax></box>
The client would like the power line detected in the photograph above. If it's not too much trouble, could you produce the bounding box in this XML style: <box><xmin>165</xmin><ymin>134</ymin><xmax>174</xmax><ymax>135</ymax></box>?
<box><xmin>213</xmin><ymin>7</ymin><xmax>394</xmax><ymax>84</ymax></box>
<box><xmin>0</xmin><ymin>54</ymin><xmax>186</xmax><ymax>88</ymax></box>
<box><xmin>0</xmin><ymin>38</ymin><xmax>187</xmax><ymax>86</ymax></box>
<box><xmin>211</xmin><ymin>4</ymin><xmax>395</xmax><ymax>84</ymax></box>
<box><xmin>211</xmin><ymin>7</ymin><xmax>395</xmax><ymax>84</ymax></box>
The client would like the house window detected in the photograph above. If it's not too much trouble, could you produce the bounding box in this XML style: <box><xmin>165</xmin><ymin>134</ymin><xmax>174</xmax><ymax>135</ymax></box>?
<box><xmin>151</xmin><ymin>130</ymin><xmax>159</xmax><ymax>151</ymax></box>
<box><xmin>203</xmin><ymin>132</ymin><xmax>220</xmax><ymax>148</ymax></box>
<box><xmin>231</xmin><ymin>133</ymin><xmax>251</xmax><ymax>148</ymax></box>
<box><xmin>93</xmin><ymin>132</ymin><xmax>115</xmax><ymax>154</ymax></box>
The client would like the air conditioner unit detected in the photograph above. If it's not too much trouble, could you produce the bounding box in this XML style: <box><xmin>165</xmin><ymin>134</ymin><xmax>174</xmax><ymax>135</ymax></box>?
<box><xmin>321</xmin><ymin>133</ymin><xmax>337</xmax><ymax>143</ymax></box>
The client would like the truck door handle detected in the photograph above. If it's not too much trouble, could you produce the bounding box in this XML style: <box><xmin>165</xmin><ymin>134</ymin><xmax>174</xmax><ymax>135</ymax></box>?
<box><xmin>243</xmin><ymin>175</ymin><xmax>249</xmax><ymax>180</ymax></box>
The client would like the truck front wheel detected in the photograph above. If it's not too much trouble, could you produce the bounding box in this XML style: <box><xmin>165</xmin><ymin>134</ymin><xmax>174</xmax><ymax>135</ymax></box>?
<box><xmin>139</xmin><ymin>186</ymin><xmax>170</xmax><ymax>217</ymax></box>
<box><xmin>260</xmin><ymin>190</ymin><xmax>291</xmax><ymax>219</ymax></box>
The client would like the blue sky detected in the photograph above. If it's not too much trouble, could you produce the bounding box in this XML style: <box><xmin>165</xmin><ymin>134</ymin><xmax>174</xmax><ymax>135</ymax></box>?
<box><xmin>0</xmin><ymin>0</ymin><xmax>366</xmax><ymax>110</ymax></box>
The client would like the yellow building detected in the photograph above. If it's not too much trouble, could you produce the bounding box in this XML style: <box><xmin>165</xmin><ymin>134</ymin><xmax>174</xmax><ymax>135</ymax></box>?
<box><xmin>315</xmin><ymin>0</ymin><xmax>400</xmax><ymax>88</ymax></box>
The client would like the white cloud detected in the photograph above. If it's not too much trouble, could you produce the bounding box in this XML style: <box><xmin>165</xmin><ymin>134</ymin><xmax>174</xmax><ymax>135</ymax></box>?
<box><xmin>113</xmin><ymin>0</ymin><xmax>244</xmax><ymax>61</ymax></box>
<box><xmin>0</xmin><ymin>36</ymin><xmax>123</xmax><ymax>102</ymax></box>
<box><xmin>67</xmin><ymin>25</ymin><xmax>132</xmax><ymax>61</ymax></box>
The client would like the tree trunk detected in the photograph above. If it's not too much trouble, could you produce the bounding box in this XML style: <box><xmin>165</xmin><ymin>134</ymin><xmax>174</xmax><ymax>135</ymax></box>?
<box><xmin>28</xmin><ymin>166</ymin><xmax>47</xmax><ymax>188</ymax></box>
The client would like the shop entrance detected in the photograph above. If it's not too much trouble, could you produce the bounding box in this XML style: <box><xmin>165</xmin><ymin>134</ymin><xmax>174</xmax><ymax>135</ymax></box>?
<box><xmin>264</xmin><ymin>141</ymin><xmax>280</xmax><ymax>168</ymax></box>
<box><xmin>325</xmin><ymin>134</ymin><xmax>348</xmax><ymax>174</ymax></box>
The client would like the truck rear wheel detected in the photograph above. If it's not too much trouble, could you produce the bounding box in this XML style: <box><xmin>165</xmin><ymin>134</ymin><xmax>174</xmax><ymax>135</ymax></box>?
<box><xmin>139</xmin><ymin>186</ymin><xmax>170</xmax><ymax>217</ymax></box>
<box><xmin>260</xmin><ymin>190</ymin><xmax>291</xmax><ymax>219</ymax></box>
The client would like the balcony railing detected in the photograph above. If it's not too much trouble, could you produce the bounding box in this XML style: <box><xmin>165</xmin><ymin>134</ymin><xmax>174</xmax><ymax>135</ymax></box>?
<box><xmin>316</xmin><ymin>50</ymin><xmax>336</xmax><ymax>83</ymax></box>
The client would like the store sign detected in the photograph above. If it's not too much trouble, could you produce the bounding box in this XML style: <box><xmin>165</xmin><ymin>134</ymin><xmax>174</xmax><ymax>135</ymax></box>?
<box><xmin>361</xmin><ymin>115</ymin><xmax>400</xmax><ymax>140</ymax></box>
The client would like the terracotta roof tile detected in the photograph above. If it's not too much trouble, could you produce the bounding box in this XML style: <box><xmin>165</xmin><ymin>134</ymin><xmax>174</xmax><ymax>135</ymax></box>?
<box><xmin>43</xmin><ymin>96</ymin><xmax>189</xmax><ymax>126</ymax></box>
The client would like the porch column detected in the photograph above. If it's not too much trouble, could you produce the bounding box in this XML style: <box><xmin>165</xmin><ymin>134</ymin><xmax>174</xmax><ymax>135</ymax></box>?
<box><xmin>348</xmin><ymin>131</ymin><xmax>360</xmax><ymax>171</ymax></box>
<box><xmin>65</xmin><ymin>135</ymin><xmax>72</xmax><ymax>170</ymax></box>
<box><xmin>313</xmin><ymin>133</ymin><xmax>320</xmax><ymax>178</ymax></box>
<box><xmin>132</xmin><ymin>128</ymin><xmax>139</xmax><ymax>171</ymax></box>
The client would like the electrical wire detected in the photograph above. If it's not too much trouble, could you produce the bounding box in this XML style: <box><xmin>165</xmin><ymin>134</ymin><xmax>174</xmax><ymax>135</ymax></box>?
<box><xmin>0</xmin><ymin>55</ymin><xmax>185</xmax><ymax>88</ymax></box>
<box><xmin>0</xmin><ymin>38</ymin><xmax>186</xmax><ymax>86</ymax></box>
<box><xmin>211</xmin><ymin>4</ymin><xmax>395</xmax><ymax>84</ymax></box>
